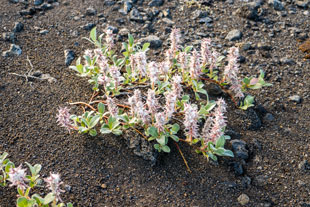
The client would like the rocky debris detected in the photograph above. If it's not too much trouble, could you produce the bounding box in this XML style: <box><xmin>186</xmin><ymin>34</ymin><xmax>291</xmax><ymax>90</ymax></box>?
<box><xmin>246</xmin><ymin>108</ymin><xmax>262</xmax><ymax>130</ymax></box>
<box><xmin>13</xmin><ymin>22</ymin><xmax>24</xmax><ymax>32</ymax></box>
<box><xmin>34</xmin><ymin>0</ymin><xmax>43</xmax><ymax>6</ymax></box>
<box><xmin>289</xmin><ymin>95</ymin><xmax>301</xmax><ymax>103</ymax></box>
<box><xmin>233</xmin><ymin>161</ymin><xmax>244</xmax><ymax>176</ymax></box>
<box><xmin>83</xmin><ymin>23</ymin><xmax>96</xmax><ymax>31</ymax></box>
<box><xmin>20</xmin><ymin>8</ymin><xmax>36</xmax><ymax>16</ymax></box>
<box><xmin>39</xmin><ymin>29</ymin><xmax>49</xmax><ymax>35</ymax></box>
<box><xmin>30</xmin><ymin>71</ymin><xmax>57</xmax><ymax>83</ymax></box>
<box><xmin>64</xmin><ymin>50</ymin><xmax>75</xmax><ymax>66</ymax></box>
<box><xmin>235</xmin><ymin>3</ymin><xmax>260</xmax><ymax>21</ymax></box>
<box><xmin>225</xmin><ymin>29</ymin><xmax>242</xmax><ymax>41</ymax></box>
<box><xmin>119</xmin><ymin>28</ymin><xmax>129</xmax><ymax>36</ymax></box>
<box><xmin>298</xmin><ymin>160</ymin><xmax>310</xmax><ymax>171</ymax></box>
<box><xmin>263</xmin><ymin>113</ymin><xmax>275</xmax><ymax>122</ymax></box>
<box><xmin>9</xmin><ymin>0</ymin><xmax>19</xmax><ymax>3</ymax></box>
<box><xmin>139</xmin><ymin>35</ymin><xmax>162</xmax><ymax>49</ymax></box>
<box><xmin>123</xmin><ymin>1</ymin><xmax>133</xmax><ymax>14</ymax></box>
<box><xmin>268</xmin><ymin>0</ymin><xmax>285</xmax><ymax>11</ymax></box>
<box><xmin>40</xmin><ymin>3</ymin><xmax>53</xmax><ymax>11</ymax></box>
<box><xmin>241</xmin><ymin>176</ymin><xmax>252</xmax><ymax>188</ymax></box>
<box><xmin>238</xmin><ymin>194</ymin><xmax>250</xmax><ymax>206</ymax></box>
<box><xmin>192</xmin><ymin>10</ymin><xmax>208</xmax><ymax>20</ymax></box>
<box><xmin>2</xmin><ymin>32</ymin><xmax>15</xmax><ymax>42</ymax></box>
<box><xmin>296</xmin><ymin>0</ymin><xmax>309</xmax><ymax>9</ymax></box>
<box><xmin>129</xmin><ymin>8</ymin><xmax>144</xmax><ymax>23</ymax></box>
<box><xmin>162</xmin><ymin>17</ymin><xmax>174</xmax><ymax>26</ymax></box>
<box><xmin>148</xmin><ymin>0</ymin><xmax>164</xmax><ymax>7</ymax></box>
<box><xmin>230</xmin><ymin>139</ymin><xmax>248</xmax><ymax>160</ymax></box>
<box><xmin>2</xmin><ymin>44</ymin><xmax>22</xmax><ymax>57</ymax></box>
<box><xmin>107</xmin><ymin>25</ymin><xmax>118</xmax><ymax>34</ymax></box>
<box><xmin>253</xmin><ymin>175</ymin><xmax>269</xmax><ymax>186</ymax></box>
<box><xmin>198</xmin><ymin>17</ymin><xmax>213</xmax><ymax>24</ymax></box>
<box><xmin>206</xmin><ymin>83</ymin><xmax>222</xmax><ymax>95</ymax></box>
<box><xmin>86</xmin><ymin>7</ymin><xmax>96</xmax><ymax>16</ymax></box>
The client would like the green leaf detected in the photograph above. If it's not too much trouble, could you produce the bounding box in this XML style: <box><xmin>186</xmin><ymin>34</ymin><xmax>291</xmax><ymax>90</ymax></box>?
<box><xmin>16</xmin><ymin>197</ymin><xmax>29</xmax><ymax>207</ymax></box>
<box><xmin>215</xmin><ymin>136</ymin><xmax>225</xmax><ymax>148</ymax></box>
<box><xmin>243</xmin><ymin>77</ymin><xmax>250</xmax><ymax>85</ymax></box>
<box><xmin>170</xmin><ymin>123</ymin><xmax>180</xmax><ymax>134</ymax></box>
<box><xmin>67</xmin><ymin>203</ymin><xmax>74</xmax><ymax>207</ymax></box>
<box><xmin>43</xmin><ymin>193</ymin><xmax>55</xmax><ymax>205</ymax></box>
<box><xmin>32</xmin><ymin>194</ymin><xmax>44</xmax><ymax>204</ymax></box>
<box><xmin>184</xmin><ymin>46</ymin><xmax>193</xmax><ymax>53</ymax></box>
<box><xmin>142</xmin><ymin>42</ymin><xmax>150</xmax><ymax>52</ymax></box>
<box><xmin>222</xmin><ymin>150</ymin><xmax>234</xmax><ymax>157</ymax></box>
<box><xmin>5</xmin><ymin>161</ymin><xmax>14</xmax><ymax>173</ymax></box>
<box><xmin>90</xmin><ymin>27</ymin><xmax>97</xmax><ymax>42</ymax></box>
<box><xmin>89</xmin><ymin>115</ymin><xmax>101</xmax><ymax>128</ymax></box>
<box><xmin>25</xmin><ymin>162</ymin><xmax>35</xmax><ymax>176</ymax></box>
<box><xmin>100</xmin><ymin>125</ymin><xmax>112</xmax><ymax>134</ymax></box>
<box><xmin>192</xmin><ymin>138</ymin><xmax>200</xmax><ymax>144</ymax></box>
<box><xmin>33</xmin><ymin>164</ymin><xmax>42</xmax><ymax>175</ymax></box>
<box><xmin>154</xmin><ymin>144</ymin><xmax>160</xmax><ymax>151</ymax></box>
<box><xmin>157</xmin><ymin>135</ymin><xmax>167</xmax><ymax>146</ymax></box>
<box><xmin>112</xmin><ymin>128</ymin><xmax>122</xmax><ymax>135</ymax></box>
<box><xmin>170</xmin><ymin>134</ymin><xmax>179</xmax><ymax>142</ymax></box>
<box><xmin>147</xmin><ymin>126</ymin><xmax>158</xmax><ymax>138</ymax></box>
<box><xmin>89</xmin><ymin>129</ymin><xmax>97</xmax><ymax>136</ymax></box>
<box><xmin>182</xmin><ymin>95</ymin><xmax>190</xmax><ymax>102</ymax></box>
<box><xmin>162</xmin><ymin>145</ymin><xmax>171</xmax><ymax>153</ymax></box>
<box><xmin>207</xmin><ymin>152</ymin><xmax>218</xmax><ymax>161</ymax></box>
<box><xmin>128</xmin><ymin>34</ymin><xmax>134</xmax><ymax>47</ymax></box>
<box><xmin>98</xmin><ymin>103</ymin><xmax>105</xmax><ymax>114</ymax></box>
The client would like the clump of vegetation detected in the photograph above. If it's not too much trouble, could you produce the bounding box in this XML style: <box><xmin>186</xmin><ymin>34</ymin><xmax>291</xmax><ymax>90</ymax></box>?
<box><xmin>58</xmin><ymin>27</ymin><xmax>271</xmax><ymax>162</ymax></box>
<box><xmin>0</xmin><ymin>152</ymin><xmax>73</xmax><ymax>207</ymax></box>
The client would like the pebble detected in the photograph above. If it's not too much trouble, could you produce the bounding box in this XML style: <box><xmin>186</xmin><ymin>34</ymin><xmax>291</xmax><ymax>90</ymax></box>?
<box><xmin>129</xmin><ymin>8</ymin><xmax>144</xmax><ymax>23</ymax></box>
<box><xmin>241</xmin><ymin>176</ymin><xmax>252</xmax><ymax>188</ymax></box>
<box><xmin>148</xmin><ymin>0</ymin><xmax>164</xmax><ymax>7</ymax></box>
<box><xmin>2</xmin><ymin>44</ymin><xmax>22</xmax><ymax>57</ymax></box>
<box><xmin>268</xmin><ymin>0</ymin><xmax>285</xmax><ymax>11</ymax></box>
<box><xmin>230</xmin><ymin>139</ymin><xmax>249</xmax><ymax>160</ymax></box>
<box><xmin>39</xmin><ymin>30</ymin><xmax>49</xmax><ymax>35</ymax></box>
<box><xmin>198</xmin><ymin>17</ymin><xmax>213</xmax><ymax>24</ymax></box>
<box><xmin>34</xmin><ymin>0</ymin><xmax>43</xmax><ymax>6</ymax></box>
<box><xmin>13</xmin><ymin>22</ymin><xmax>24</xmax><ymax>32</ymax></box>
<box><xmin>192</xmin><ymin>10</ymin><xmax>208</xmax><ymax>20</ymax></box>
<box><xmin>253</xmin><ymin>175</ymin><xmax>269</xmax><ymax>186</ymax></box>
<box><xmin>289</xmin><ymin>95</ymin><xmax>301</xmax><ymax>103</ymax></box>
<box><xmin>86</xmin><ymin>7</ymin><xmax>97</xmax><ymax>16</ymax></box>
<box><xmin>64</xmin><ymin>49</ymin><xmax>75</xmax><ymax>66</ymax></box>
<box><xmin>233</xmin><ymin>161</ymin><xmax>244</xmax><ymax>175</ymax></box>
<box><xmin>9</xmin><ymin>0</ymin><xmax>19</xmax><ymax>3</ymax></box>
<box><xmin>64</xmin><ymin>184</ymin><xmax>72</xmax><ymax>192</ymax></box>
<box><xmin>238</xmin><ymin>194</ymin><xmax>250</xmax><ymax>205</ymax></box>
<box><xmin>264</xmin><ymin>113</ymin><xmax>275</xmax><ymax>122</ymax></box>
<box><xmin>83</xmin><ymin>23</ymin><xmax>96</xmax><ymax>31</ymax></box>
<box><xmin>41</xmin><ymin>3</ymin><xmax>53</xmax><ymax>10</ymax></box>
<box><xmin>280</xmin><ymin>57</ymin><xmax>295</xmax><ymax>65</ymax></box>
<box><xmin>124</xmin><ymin>1</ymin><xmax>133</xmax><ymax>14</ymax></box>
<box><xmin>225</xmin><ymin>29</ymin><xmax>242</xmax><ymax>41</ymax></box>
<box><xmin>139</xmin><ymin>35</ymin><xmax>162</xmax><ymax>49</ymax></box>
<box><xmin>235</xmin><ymin>3</ymin><xmax>259</xmax><ymax>21</ymax></box>
<box><xmin>296</xmin><ymin>0</ymin><xmax>309</xmax><ymax>8</ymax></box>
<box><xmin>101</xmin><ymin>183</ymin><xmax>107</xmax><ymax>189</ymax></box>
<box><xmin>162</xmin><ymin>18</ymin><xmax>175</xmax><ymax>26</ymax></box>
<box><xmin>2</xmin><ymin>32</ymin><xmax>15</xmax><ymax>42</ymax></box>
<box><xmin>298</xmin><ymin>160</ymin><xmax>310</xmax><ymax>171</ymax></box>
<box><xmin>119</xmin><ymin>28</ymin><xmax>129</xmax><ymax>36</ymax></box>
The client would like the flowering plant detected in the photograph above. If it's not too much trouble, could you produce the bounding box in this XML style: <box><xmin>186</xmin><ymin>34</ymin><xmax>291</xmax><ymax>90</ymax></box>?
<box><xmin>0</xmin><ymin>152</ymin><xmax>72</xmax><ymax>207</ymax></box>
<box><xmin>60</xmin><ymin>27</ymin><xmax>271</xmax><ymax>162</ymax></box>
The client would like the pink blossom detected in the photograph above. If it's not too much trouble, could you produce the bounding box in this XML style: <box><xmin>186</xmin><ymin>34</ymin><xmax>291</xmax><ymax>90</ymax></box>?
<box><xmin>183</xmin><ymin>103</ymin><xmax>199</xmax><ymax>141</ymax></box>
<box><xmin>44</xmin><ymin>173</ymin><xmax>65</xmax><ymax>202</ymax></box>
<box><xmin>170</xmin><ymin>28</ymin><xmax>181</xmax><ymax>54</ymax></box>
<box><xmin>136</xmin><ymin>101</ymin><xmax>150</xmax><ymax>125</ymax></box>
<box><xmin>164</xmin><ymin>91</ymin><xmax>177</xmax><ymax>120</ymax></box>
<box><xmin>202</xmin><ymin>98</ymin><xmax>227</xmax><ymax>144</ymax></box>
<box><xmin>132</xmin><ymin>52</ymin><xmax>147</xmax><ymax>77</ymax></box>
<box><xmin>105</xmin><ymin>29</ymin><xmax>115</xmax><ymax>49</ymax></box>
<box><xmin>148</xmin><ymin>62</ymin><xmax>159</xmax><ymax>88</ymax></box>
<box><xmin>189</xmin><ymin>50</ymin><xmax>201</xmax><ymax>79</ymax></box>
<box><xmin>94</xmin><ymin>48</ymin><xmax>109</xmax><ymax>74</ymax></box>
<box><xmin>84</xmin><ymin>49</ymin><xmax>93</xmax><ymax>58</ymax></box>
<box><xmin>146</xmin><ymin>89</ymin><xmax>159</xmax><ymax>116</ymax></box>
<box><xmin>172</xmin><ymin>75</ymin><xmax>183</xmax><ymax>98</ymax></box>
<box><xmin>155</xmin><ymin>112</ymin><xmax>166</xmax><ymax>133</ymax></box>
<box><xmin>178</xmin><ymin>52</ymin><xmax>189</xmax><ymax>73</ymax></box>
<box><xmin>106</xmin><ymin>96</ymin><xmax>118</xmax><ymax>117</ymax></box>
<box><xmin>159</xmin><ymin>61</ymin><xmax>170</xmax><ymax>77</ymax></box>
<box><xmin>109</xmin><ymin>65</ymin><xmax>125</xmax><ymax>89</ymax></box>
<box><xmin>56</xmin><ymin>107</ymin><xmax>75</xmax><ymax>132</ymax></box>
<box><xmin>8</xmin><ymin>165</ymin><xmax>28</xmax><ymax>190</ymax></box>
<box><xmin>201</xmin><ymin>38</ymin><xmax>212</xmax><ymax>66</ymax></box>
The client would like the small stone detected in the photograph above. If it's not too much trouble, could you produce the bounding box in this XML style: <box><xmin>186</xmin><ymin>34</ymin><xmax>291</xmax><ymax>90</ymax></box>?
<box><xmin>2</xmin><ymin>32</ymin><xmax>15</xmax><ymax>42</ymax></box>
<box><xmin>233</xmin><ymin>162</ymin><xmax>244</xmax><ymax>176</ymax></box>
<box><xmin>148</xmin><ymin>0</ymin><xmax>164</xmax><ymax>7</ymax></box>
<box><xmin>64</xmin><ymin>50</ymin><xmax>75</xmax><ymax>66</ymax></box>
<box><xmin>206</xmin><ymin>83</ymin><xmax>222</xmax><ymax>95</ymax></box>
<box><xmin>13</xmin><ymin>22</ymin><xmax>24</xmax><ymax>32</ymax></box>
<box><xmin>238</xmin><ymin>194</ymin><xmax>250</xmax><ymax>205</ymax></box>
<box><xmin>139</xmin><ymin>35</ymin><xmax>162</xmax><ymax>49</ymax></box>
<box><xmin>268</xmin><ymin>0</ymin><xmax>285</xmax><ymax>11</ymax></box>
<box><xmin>41</xmin><ymin>74</ymin><xmax>57</xmax><ymax>83</ymax></box>
<box><xmin>198</xmin><ymin>17</ymin><xmax>213</xmax><ymax>24</ymax></box>
<box><xmin>129</xmin><ymin>8</ymin><xmax>144</xmax><ymax>23</ymax></box>
<box><xmin>298</xmin><ymin>160</ymin><xmax>310</xmax><ymax>170</ymax></box>
<box><xmin>119</xmin><ymin>28</ymin><xmax>129</xmax><ymax>36</ymax></box>
<box><xmin>225</xmin><ymin>29</ymin><xmax>242</xmax><ymax>41</ymax></box>
<box><xmin>107</xmin><ymin>26</ymin><xmax>118</xmax><ymax>34</ymax></box>
<box><xmin>235</xmin><ymin>3</ymin><xmax>260</xmax><ymax>20</ymax></box>
<box><xmin>9</xmin><ymin>0</ymin><xmax>19</xmax><ymax>3</ymax></box>
<box><xmin>2</xmin><ymin>44</ymin><xmax>22</xmax><ymax>57</ymax></box>
<box><xmin>83</xmin><ymin>23</ymin><xmax>96</xmax><ymax>31</ymax></box>
<box><xmin>101</xmin><ymin>183</ymin><xmax>107</xmax><ymax>189</ymax></box>
<box><xmin>41</xmin><ymin>3</ymin><xmax>53</xmax><ymax>10</ymax></box>
<box><xmin>124</xmin><ymin>1</ymin><xmax>133</xmax><ymax>14</ymax></box>
<box><xmin>192</xmin><ymin>10</ymin><xmax>208</xmax><ymax>20</ymax></box>
<box><xmin>296</xmin><ymin>1</ymin><xmax>309</xmax><ymax>8</ymax></box>
<box><xmin>289</xmin><ymin>95</ymin><xmax>301</xmax><ymax>103</ymax></box>
<box><xmin>34</xmin><ymin>0</ymin><xmax>43</xmax><ymax>6</ymax></box>
<box><xmin>230</xmin><ymin>139</ymin><xmax>248</xmax><ymax>160</ymax></box>
<box><xmin>280</xmin><ymin>57</ymin><xmax>295</xmax><ymax>65</ymax></box>
<box><xmin>162</xmin><ymin>18</ymin><xmax>174</xmax><ymax>26</ymax></box>
<box><xmin>86</xmin><ymin>7</ymin><xmax>97</xmax><ymax>16</ymax></box>
<box><xmin>39</xmin><ymin>29</ymin><xmax>49</xmax><ymax>35</ymax></box>
<box><xmin>253</xmin><ymin>175</ymin><xmax>269</xmax><ymax>187</ymax></box>
<box><xmin>64</xmin><ymin>184</ymin><xmax>72</xmax><ymax>192</ymax></box>
<box><xmin>241</xmin><ymin>176</ymin><xmax>252</xmax><ymax>188</ymax></box>
<box><xmin>264</xmin><ymin>113</ymin><xmax>275</xmax><ymax>122</ymax></box>
<box><xmin>296</xmin><ymin>180</ymin><xmax>306</xmax><ymax>187</ymax></box>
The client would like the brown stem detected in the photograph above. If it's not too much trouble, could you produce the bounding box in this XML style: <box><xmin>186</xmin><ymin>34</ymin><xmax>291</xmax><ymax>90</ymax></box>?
<box><xmin>175</xmin><ymin>142</ymin><xmax>192</xmax><ymax>173</ymax></box>
<box><xmin>69</xmin><ymin>101</ymin><xmax>97</xmax><ymax>111</ymax></box>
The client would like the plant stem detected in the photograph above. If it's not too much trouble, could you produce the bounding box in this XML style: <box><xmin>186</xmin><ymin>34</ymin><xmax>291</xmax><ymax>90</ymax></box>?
<box><xmin>175</xmin><ymin>142</ymin><xmax>191</xmax><ymax>173</ymax></box>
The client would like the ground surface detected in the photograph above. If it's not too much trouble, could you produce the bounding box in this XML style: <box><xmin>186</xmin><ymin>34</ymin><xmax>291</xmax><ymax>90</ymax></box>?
<box><xmin>1</xmin><ymin>0</ymin><xmax>310</xmax><ymax>206</ymax></box>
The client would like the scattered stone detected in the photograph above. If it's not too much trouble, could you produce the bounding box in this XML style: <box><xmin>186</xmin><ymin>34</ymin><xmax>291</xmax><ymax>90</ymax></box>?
<box><xmin>41</xmin><ymin>3</ymin><xmax>53</xmax><ymax>10</ymax></box>
<box><xmin>225</xmin><ymin>29</ymin><xmax>242</xmax><ymax>41</ymax></box>
<box><xmin>39</xmin><ymin>29</ymin><xmax>49</xmax><ymax>35</ymax></box>
<box><xmin>192</xmin><ymin>10</ymin><xmax>208</xmax><ymax>20</ymax></box>
<box><xmin>235</xmin><ymin>3</ymin><xmax>260</xmax><ymax>20</ymax></box>
<box><xmin>83</xmin><ymin>23</ymin><xmax>96</xmax><ymax>31</ymax></box>
<box><xmin>233</xmin><ymin>162</ymin><xmax>244</xmax><ymax>176</ymax></box>
<box><xmin>230</xmin><ymin>139</ymin><xmax>248</xmax><ymax>160</ymax></box>
<box><xmin>280</xmin><ymin>57</ymin><xmax>295</xmax><ymax>65</ymax></box>
<box><xmin>225</xmin><ymin>129</ymin><xmax>241</xmax><ymax>139</ymax></box>
<box><xmin>148</xmin><ymin>0</ymin><xmax>164</xmax><ymax>7</ymax></box>
<box><xmin>124</xmin><ymin>1</ymin><xmax>133</xmax><ymax>14</ymax></box>
<box><xmin>107</xmin><ymin>26</ymin><xmax>118</xmax><ymax>34</ymax></box>
<box><xmin>2</xmin><ymin>44</ymin><xmax>22</xmax><ymax>57</ymax></box>
<box><xmin>289</xmin><ymin>95</ymin><xmax>301</xmax><ymax>103</ymax></box>
<box><xmin>298</xmin><ymin>160</ymin><xmax>310</xmax><ymax>171</ymax></box>
<box><xmin>253</xmin><ymin>175</ymin><xmax>269</xmax><ymax>186</ymax></box>
<box><xmin>296</xmin><ymin>180</ymin><xmax>306</xmax><ymax>187</ymax></box>
<box><xmin>2</xmin><ymin>32</ymin><xmax>15</xmax><ymax>42</ymax></box>
<box><xmin>206</xmin><ymin>83</ymin><xmax>222</xmax><ymax>95</ymax></box>
<box><xmin>119</xmin><ymin>28</ymin><xmax>129</xmax><ymax>36</ymax></box>
<box><xmin>264</xmin><ymin>113</ymin><xmax>275</xmax><ymax>122</ymax></box>
<box><xmin>41</xmin><ymin>74</ymin><xmax>57</xmax><ymax>83</ymax></box>
<box><xmin>9</xmin><ymin>0</ymin><xmax>19</xmax><ymax>3</ymax></box>
<box><xmin>86</xmin><ymin>7</ymin><xmax>96</xmax><ymax>16</ymax></box>
<box><xmin>257</xmin><ymin>43</ymin><xmax>272</xmax><ymax>51</ymax></box>
<box><xmin>238</xmin><ymin>194</ymin><xmax>250</xmax><ymax>206</ymax></box>
<box><xmin>13</xmin><ymin>22</ymin><xmax>24</xmax><ymax>32</ymax></box>
<box><xmin>198</xmin><ymin>17</ymin><xmax>213</xmax><ymax>24</ymax></box>
<box><xmin>64</xmin><ymin>50</ymin><xmax>75</xmax><ymax>66</ymax></box>
<box><xmin>162</xmin><ymin>17</ymin><xmax>174</xmax><ymax>26</ymax></box>
<box><xmin>64</xmin><ymin>184</ymin><xmax>72</xmax><ymax>192</ymax></box>
<box><xmin>129</xmin><ymin>8</ymin><xmax>144</xmax><ymax>23</ymax></box>
<box><xmin>34</xmin><ymin>0</ymin><xmax>43</xmax><ymax>6</ymax></box>
<box><xmin>139</xmin><ymin>35</ymin><xmax>162</xmax><ymax>49</ymax></box>
<box><xmin>268</xmin><ymin>0</ymin><xmax>285</xmax><ymax>11</ymax></box>
<box><xmin>241</xmin><ymin>176</ymin><xmax>252</xmax><ymax>188</ymax></box>
<box><xmin>101</xmin><ymin>183</ymin><xmax>107</xmax><ymax>189</ymax></box>
<box><xmin>32</xmin><ymin>71</ymin><xmax>42</xmax><ymax>77</ymax></box>
<box><xmin>20</xmin><ymin>8</ymin><xmax>36</xmax><ymax>16</ymax></box>
<box><xmin>296</xmin><ymin>1</ymin><xmax>309</xmax><ymax>9</ymax></box>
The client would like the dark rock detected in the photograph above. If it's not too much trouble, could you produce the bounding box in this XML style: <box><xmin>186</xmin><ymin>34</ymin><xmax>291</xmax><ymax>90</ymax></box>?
<box><xmin>225</xmin><ymin>29</ymin><xmax>242</xmax><ymax>41</ymax></box>
<box><xmin>253</xmin><ymin>175</ymin><xmax>269</xmax><ymax>186</ymax></box>
<box><xmin>230</xmin><ymin>139</ymin><xmax>248</xmax><ymax>160</ymax></box>
<box><xmin>139</xmin><ymin>35</ymin><xmax>162</xmax><ymax>49</ymax></box>
<box><xmin>34</xmin><ymin>0</ymin><xmax>43</xmax><ymax>6</ymax></box>
<box><xmin>225</xmin><ymin>129</ymin><xmax>241</xmax><ymax>139</ymax></box>
<box><xmin>64</xmin><ymin>50</ymin><xmax>75</xmax><ymax>66</ymax></box>
<box><xmin>107</xmin><ymin>26</ymin><xmax>118</xmax><ymax>34</ymax></box>
<box><xmin>241</xmin><ymin>176</ymin><xmax>251</xmax><ymax>188</ymax></box>
<box><xmin>246</xmin><ymin>108</ymin><xmax>262</xmax><ymax>130</ymax></box>
<box><xmin>20</xmin><ymin>8</ymin><xmax>36</xmax><ymax>16</ymax></box>
<box><xmin>41</xmin><ymin>3</ymin><xmax>53</xmax><ymax>10</ymax></box>
<box><xmin>192</xmin><ymin>10</ymin><xmax>208</xmax><ymax>19</ymax></box>
<box><xmin>83</xmin><ymin>23</ymin><xmax>96</xmax><ymax>31</ymax></box>
<box><xmin>264</xmin><ymin>113</ymin><xmax>275</xmax><ymax>122</ymax></box>
<box><xmin>280</xmin><ymin>57</ymin><xmax>295</xmax><ymax>65</ymax></box>
<box><xmin>268</xmin><ymin>0</ymin><xmax>285</xmax><ymax>11</ymax></box>
<box><xmin>235</xmin><ymin>3</ymin><xmax>260</xmax><ymax>21</ymax></box>
<box><xmin>86</xmin><ymin>7</ymin><xmax>97</xmax><ymax>16</ymax></box>
<box><xmin>104</xmin><ymin>1</ymin><xmax>116</xmax><ymax>6</ymax></box>
<box><xmin>13</xmin><ymin>22</ymin><xmax>24</xmax><ymax>32</ymax></box>
<box><xmin>2</xmin><ymin>32</ymin><xmax>15</xmax><ymax>42</ymax></box>
<box><xmin>233</xmin><ymin>162</ymin><xmax>244</xmax><ymax>175</ymax></box>
<box><xmin>124</xmin><ymin>1</ymin><xmax>133</xmax><ymax>14</ymax></box>
<box><xmin>64</xmin><ymin>184</ymin><xmax>72</xmax><ymax>192</ymax></box>
<box><xmin>298</xmin><ymin>160</ymin><xmax>310</xmax><ymax>171</ymax></box>
<box><xmin>129</xmin><ymin>8</ymin><xmax>144</xmax><ymax>23</ymax></box>
<box><xmin>32</xmin><ymin>71</ymin><xmax>42</xmax><ymax>77</ymax></box>
<box><xmin>238</xmin><ymin>55</ymin><xmax>246</xmax><ymax>63</ymax></box>
<box><xmin>9</xmin><ymin>0</ymin><xmax>19</xmax><ymax>3</ymax></box>
<box><xmin>206</xmin><ymin>83</ymin><xmax>222</xmax><ymax>95</ymax></box>
<box><xmin>296</xmin><ymin>1</ymin><xmax>309</xmax><ymax>8</ymax></box>
<box><xmin>2</xmin><ymin>44</ymin><xmax>22</xmax><ymax>57</ymax></box>
<box><xmin>148</xmin><ymin>0</ymin><xmax>164</xmax><ymax>7</ymax></box>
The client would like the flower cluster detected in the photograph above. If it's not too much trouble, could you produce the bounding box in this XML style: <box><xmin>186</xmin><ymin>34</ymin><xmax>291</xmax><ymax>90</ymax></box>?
<box><xmin>8</xmin><ymin>165</ymin><xmax>28</xmax><ymax>190</ymax></box>
<box><xmin>56</xmin><ymin>107</ymin><xmax>75</xmax><ymax>132</ymax></box>
<box><xmin>183</xmin><ymin>103</ymin><xmax>199</xmax><ymax>142</ymax></box>
<box><xmin>44</xmin><ymin>173</ymin><xmax>65</xmax><ymax>202</ymax></box>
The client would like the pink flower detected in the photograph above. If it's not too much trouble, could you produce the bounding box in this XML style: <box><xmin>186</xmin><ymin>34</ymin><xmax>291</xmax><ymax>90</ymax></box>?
<box><xmin>178</xmin><ymin>52</ymin><xmax>189</xmax><ymax>73</ymax></box>
<box><xmin>183</xmin><ymin>104</ymin><xmax>199</xmax><ymax>141</ymax></box>
<box><xmin>172</xmin><ymin>75</ymin><xmax>183</xmax><ymax>98</ymax></box>
<box><xmin>189</xmin><ymin>50</ymin><xmax>201</xmax><ymax>79</ymax></box>
<box><xmin>94</xmin><ymin>49</ymin><xmax>109</xmax><ymax>74</ymax></box>
<box><xmin>132</xmin><ymin>52</ymin><xmax>147</xmax><ymax>77</ymax></box>
<box><xmin>148</xmin><ymin>62</ymin><xmax>159</xmax><ymax>88</ymax></box>
<box><xmin>201</xmin><ymin>38</ymin><xmax>212</xmax><ymax>66</ymax></box>
<box><xmin>146</xmin><ymin>89</ymin><xmax>159</xmax><ymax>116</ymax></box>
<box><xmin>202</xmin><ymin>98</ymin><xmax>227</xmax><ymax>144</ymax></box>
<box><xmin>105</xmin><ymin>29</ymin><xmax>115</xmax><ymax>49</ymax></box>
<box><xmin>106</xmin><ymin>96</ymin><xmax>118</xmax><ymax>117</ymax></box>
<box><xmin>136</xmin><ymin>101</ymin><xmax>150</xmax><ymax>125</ymax></box>
<box><xmin>155</xmin><ymin>112</ymin><xmax>166</xmax><ymax>133</ymax></box>
<box><xmin>170</xmin><ymin>28</ymin><xmax>181</xmax><ymax>54</ymax></box>
<box><xmin>84</xmin><ymin>49</ymin><xmax>93</xmax><ymax>58</ymax></box>
<box><xmin>164</xmin><ymin>91</ymin><xmax>177</xmax><ymax>120</ymax></box>
<box><xmin>44</xmin><ymin>173</ymin><xmax>65</xmax><ymax>202</ymax></box>
<box><xmin>224</xmin><ymin>47</ymin><xmax>244</xmax><ymax>98</ymax></box>
<box><xmin>159</xmin><ymin>61</ymin><xmax>170</xmax><ymax>76</ymax></box>
<box><xmin>8</xmin><ymin>165</ymin><xmax>28</xmax><ymax>190</ymax></box>
<box><xmin>109</xmin><ymin>65</ymin><xmax>125</xmax><ymax>89</ymax></box>
<box><xmin>56</xmin><ymin>107</ymin><xmax>75</xmax><ymax>132</ymax></box>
